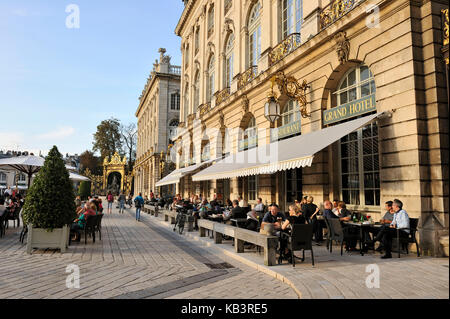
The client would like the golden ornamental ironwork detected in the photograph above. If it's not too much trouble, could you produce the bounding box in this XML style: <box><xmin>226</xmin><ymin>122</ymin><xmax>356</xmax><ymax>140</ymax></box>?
<box><xmin>238</xmin><ymin>66</ymin><xmax>258</xmax><ymax>90</ymax></box>
<box><xmin>269</xmin><ymin>33</ymin><xmax>302</xmax><ymax>65</ymax></box>
<box><xmin>215</xmin><ymin>87</ymin><xmax>230</xmax><ymax>105</ymax></box>
<box><xmin>442</xmin><ymin>9</ymin><xmax>449</xmax><ymax>46</ymax></box>
<box><xmin>272</xmin><ymin>71</ymin><xmax>311</xmax><ymax>118</ymax></box>
<box><xmin>320</xmin><ymin>0</ymin><xmax>356</xmax><ymax>30</ymax></box>
<box><xmin>199</xmin><ymin>103</ymin><xmax>211</xmax><ymax>117</ymax></box>
<box><xmin>104</xmin><ymin>152</ymin><xmax>127</xmax><ymax>166</ymax></box>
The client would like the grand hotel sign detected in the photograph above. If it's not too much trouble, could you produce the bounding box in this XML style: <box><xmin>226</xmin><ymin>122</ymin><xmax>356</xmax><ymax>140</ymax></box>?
<box><xmin>323</xmin><ymin>93</ymin><xmax>376</xmax><ymax>125</ymax></box>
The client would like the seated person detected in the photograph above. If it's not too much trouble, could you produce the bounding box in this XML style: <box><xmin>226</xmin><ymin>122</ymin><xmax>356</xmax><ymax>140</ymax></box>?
<box><xmin>282</xmin><ymin>205</ymin><xmax>306</xmax><ymax>232</ymax></box>
<box><xmin>336</xmin><ymin>201</ymin><xmax>352</xmax><ymax>221</ymax></box>
<box><xmin>372</xmin><ymin>199</ymin><xmax>410</xmax><ymax>259</ymax></box>
<box><xmin>71</xmin><ymin>203</ymin><xmax>97</xmax><ymax>241</ymax></box>
<box><xmin>370</xmin><ymin>201</ymin><xmax>395</xmax><ymax>252</ymax></box>
<box><xmin>261</xmin><ymin>204</ymin><xmax>286</xmax><ymax>233</ymax></box>
<box><xmin>245</xmin><ymin>210</ymin><xmax>259</xmax><ymax>231</ymax></box>
<box><xmin>253</xmin><ymin>198</ymin><xmax>265</xmax><ymax>218</ymax></box>
<box><xmin>224</xmin><ymin>200</ymin><xmax>246</xmax><ymax>225</ymax></box>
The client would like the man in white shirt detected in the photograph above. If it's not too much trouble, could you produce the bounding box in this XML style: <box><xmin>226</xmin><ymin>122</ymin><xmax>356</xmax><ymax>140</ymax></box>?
<box><xmin>374</xmin><ymin>199</ymin><xmax>410</xmax><ymax>259</ymax></box>
<box><xmin>238</xmin><ymin>196</ymin><xmax>248</xmax><ymax>208</ymax></box>
<box><xmin>4</xmin><ymin>187</ymin><xmax>12</xmax><ymax>199</ymax></box>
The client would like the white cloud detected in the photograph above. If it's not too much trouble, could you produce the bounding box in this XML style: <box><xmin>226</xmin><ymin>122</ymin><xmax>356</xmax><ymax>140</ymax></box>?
<box><xmin>37</xmin><ymin>126</ymin><xmax>75</xmax><ymax>140</ymax></box>
<box><xmin>0</xmin><ymin>132</ymin><xmax>24</xmax><ymax>150</ymax></box>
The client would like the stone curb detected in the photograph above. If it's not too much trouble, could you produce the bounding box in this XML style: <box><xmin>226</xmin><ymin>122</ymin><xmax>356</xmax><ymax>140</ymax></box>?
<box><xmin>147</xmin><ymin>211</ymin><xmax>303</xmax><ymax>299</ymax></box>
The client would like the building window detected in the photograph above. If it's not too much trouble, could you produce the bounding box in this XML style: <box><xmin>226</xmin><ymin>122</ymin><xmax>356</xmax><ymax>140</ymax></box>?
<box><xmin>171</xmin><ymin>93</ymin><xmax>180</xmax><ymax>110</ymax></box>
<box><xmin>201</xmin><ymin>142</ymin><xmax>211</xmax><ymax>162</ymax></box>
<box><xmin>281</xmin><ymin>100</ymin><xmax>300</xmax><ymax>126</ymax></box>
<box><xmin>224</xmin><ymin>0</ymin><xmax>232</xmax><ymax>15</ymax></box>
<box><xmin>248</xmin><ymin>2</ymin><xmax>261</xmax><ymax>68</ymax></box>
<box><xmin>195</xmin><ymin>27</ymin><xmax>200</xmax><ymax>55</ymax></box>
<box><xmin>286</xmin><ymin>168</ymin><xmax>302</xmax><ymax>204</ymax></box>
<box><xmin>193</xmin><ymin>71</ymin><xmax>200</xmax><ymax>112</ymax></box>
<box><xmin>240</xmin><ymin>116</ymin><xmax>258</xmax><ymax>151</ymax></box>
<box><xmin>168</xmin><ymin>119</ymin><xmax>179</xmax><ymax>142</ymax></box>
<box><xmin>222</xmin><ymin>129</ymin><xmax>231</xmax><ymax>156</ymax></box>
<box><xmin>183</xmin><ymin>84</ymin><xmax>189</xmax><ymax>121</ymax></box>
<box><xmin>207</xmin><ymin>5</ymin><xmax>214</xmax><ymax>38</ymax></box>
<box><xmin>337</xmin><ymin>65</ymin><xmax>379</xmax><ymax>207</ymax></box>
<box><xmin>207</xmin><ymin>55</ymin><xmax>215</xmax><ymax>102</ymax></box>
<box><xmin>0</xmin><ymin>172</ymin><xmax>6</xmax><ymax>182</ymax></box>
<box><xmin>225</xmin><ymin>33</ymin><xmax>234</xmax><ymax>89</ymax></box>
<box><xmin>248</xmin><ymin>175</ymin><xmax>257</xmax><ymax>201</ymax></box>
<box><xmin>281</xmin><ymin>0</ymin><xmax>303</xmax><ymax>39</ymax></box>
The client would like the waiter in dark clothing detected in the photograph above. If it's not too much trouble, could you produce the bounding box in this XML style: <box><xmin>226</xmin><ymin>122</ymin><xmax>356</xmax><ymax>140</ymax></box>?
<box><xmin>302</xmin><ymin>196</ymin><xmax>322</xmax><ymax>242</ymax></box>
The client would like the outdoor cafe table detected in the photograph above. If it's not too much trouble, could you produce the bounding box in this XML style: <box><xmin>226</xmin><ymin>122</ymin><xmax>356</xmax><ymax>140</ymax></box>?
<box><xmin>343</xmin><ymin>222</ymin><xmax>383</xmax><ymax>256</ymax></box>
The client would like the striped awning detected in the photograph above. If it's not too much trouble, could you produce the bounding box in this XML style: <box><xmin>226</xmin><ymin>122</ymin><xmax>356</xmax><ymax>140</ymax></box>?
<box><xmin>192</xmin><ymin>112</ymin><xmax>383</xmax><ymax>181</ymax></box>
<box><xmin>155</xmin><ymin>158</ymin><xmax>219</xmax><ymax>187</ymax></box>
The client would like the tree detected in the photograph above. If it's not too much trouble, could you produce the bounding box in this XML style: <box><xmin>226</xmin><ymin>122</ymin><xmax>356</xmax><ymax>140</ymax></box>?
<box><xmin>79</xmin><ymin>181</ymin><xmax>91</xmax><ymax>200</ymax></box>
<box><xmin>120</xmin><ymin>123</ymin><xmax>137</xmax><ymax>172</ymax></box>
<box><xmin>79</xmin><ymin>150</ymin><xmax>101</xmax><ymax>175</ymax></box>
<box><xmin>92</xmin><ymin>118</ymin><xmax>123</xmax><ymax>160</ymax></box>
<box><xmin>21</xmin><ymin>146</ymin><xmax>77</xmax><ymax>230</ymax></box>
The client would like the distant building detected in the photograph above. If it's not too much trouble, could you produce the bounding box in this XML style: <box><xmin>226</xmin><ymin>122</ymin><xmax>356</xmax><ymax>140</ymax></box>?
<box><xmin>134</xmin><ymin>48</ymin><xmax>181</xmax><ymax>196</ymax></box>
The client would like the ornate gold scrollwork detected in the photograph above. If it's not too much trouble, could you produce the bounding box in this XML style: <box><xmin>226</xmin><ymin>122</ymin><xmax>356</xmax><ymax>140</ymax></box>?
<box><xmin>269</xmin><ymin>33</ymin><xmax>302</xmax><ymax>65</ymax></box>
<box><xmin>272</xmin><ymin>71</ymin><xmax>310</xmax><ymax>118</ymax></box>
<box><xmin>320</xmin><ymin>0</ymin><xmax>356</xmax><ymax>30</ymax></box>
<box><xmin>215</xmin><ymin>87</ymin><xmax>230</xmax><ymax>105</ymax></box>
<box><xmin>238</xmin><ymin>66</ymin><xmax>258</xmax><ymax>90</ymax></box>
<box><xmin>442</xmin><ymin>9</ymin><xmax>449</xmax><ymax>47</ymax></box>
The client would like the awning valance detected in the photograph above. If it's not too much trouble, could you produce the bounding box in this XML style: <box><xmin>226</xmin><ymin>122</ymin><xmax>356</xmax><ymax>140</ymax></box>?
<box><xmin>155</xmin><ymin>158</ymin><xmax>219</xmax><ymax>187</ymax></box>
<box><xmin>192</xmin><ymin>112</ymin><xmax>383</xmax><ymax>182</ymax></box>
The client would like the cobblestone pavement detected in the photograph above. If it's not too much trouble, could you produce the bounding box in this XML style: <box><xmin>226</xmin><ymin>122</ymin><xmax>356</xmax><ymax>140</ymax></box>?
<box><xmin>0</xmin><ymin>205</ymin><xmax>297</xmax><ymax>299</ymax></box>
<box><xmin>148</xmin><ymin>209</ymin><xmax>449</xmax><ymax>300</ymax></box>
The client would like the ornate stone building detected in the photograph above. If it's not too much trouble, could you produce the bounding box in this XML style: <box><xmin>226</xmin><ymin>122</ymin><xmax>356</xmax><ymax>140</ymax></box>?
<box><xmin>168</xmin><ymin>0</ymin><xmax>448</xmax><ymax>256</ymax></box>
<box><xmin>134</xmin><ymin>48</ymin><xmax>181</xmax><ymax>197</ymax></box>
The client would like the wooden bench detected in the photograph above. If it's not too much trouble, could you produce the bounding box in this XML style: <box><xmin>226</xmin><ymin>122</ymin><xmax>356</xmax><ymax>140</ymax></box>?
<box><xmin>197</xmin><ymin>219</ymin><xmax>279</xmax><ymax>266</ymax></box>
<box><xmin>160</xmin><ymin>209</ymin><xmax>194</xmax><ymax>231</ymax></box>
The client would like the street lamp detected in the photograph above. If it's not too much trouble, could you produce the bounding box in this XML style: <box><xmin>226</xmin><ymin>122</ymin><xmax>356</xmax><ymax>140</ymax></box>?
<box><xmin>264</xmin><ymin>77</ymin><xmax>281</xmax><ymax>123</ymax></box>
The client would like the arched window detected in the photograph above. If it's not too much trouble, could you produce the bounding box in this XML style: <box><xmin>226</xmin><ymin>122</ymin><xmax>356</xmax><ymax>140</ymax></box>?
<box><xmin>168</xmin><ymin>119</ymin><xmax>179</xmax><ymax>142</ymax></box>
<box><xmin>207</xmin><ymin>55</ymin><xmax>215</xmax><ymax>102</ymax></box>
<box><xmin>335</xmin><ymin>65</ymin><xmax>379</xmax><ymax>207</ymax></box>
<box><xmin>183</xmin><ymin>83</ymin><xmax>189</xmax><ymax>122</ymax></box>
<box><xmin>201</xmin><ymin>142</ymin><xmax>211</xmax><ymax>162</ymax></box>
<box><xmin>248</xmin><ymin>2</ymin><xmax>261</xmax><ymax>67</ymax></box>
<box><xmin>222</xmin><ymin>129</ymin><xmax>231</xmax><ymax>156</ymax></box>
<box><xmin>281</xmin><ymin>0</ymin><xmax>303</xmax><ymax>39</ymax></box>
<box><xmin>225</xmin><ymin>34</ymin><xmax>234</xmax><ymax>89</ymax></box>
<box><xmin>193</xmin><ymin>71</ymin><xmax>200</xmax><ymax>112</ymax></box>
<box><xmin>239</xmin><ymin>116</ymin><xmax>258</xmax><ymax>151</ymax></box>
<box><xmin>207</xmin><ymin>5</ymin><xmax>214</xmax><ymax>37</ymax></box>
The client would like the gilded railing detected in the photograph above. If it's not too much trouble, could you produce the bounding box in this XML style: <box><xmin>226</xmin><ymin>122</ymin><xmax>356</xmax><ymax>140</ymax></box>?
<box><xmin>199</xmin><ymin>103</ymin><xmax>211</xmax><ymax>117</ymax></box>
<box><xmin>238</xmin><ymin>66</ymin><xmax>258</xmax><ymax>90</ymax></box>
<box><xmin>269</xmin><ymin>33</ymin><xmax>301</xmax><ymax>66</ymax></box>
<box><xmin>443</xmin><ymin>9</ymin><xmax>449</xmax><ymax>46</ymax></box>
<box><xmin>215</xmin><ymin>87</ymin><xmax>230</xmax><ymax>105</ymax></box>
<box><xmin>320</xmin><ymin>0</ymin><xmax>356</xmax><ymax>30</ymax></box>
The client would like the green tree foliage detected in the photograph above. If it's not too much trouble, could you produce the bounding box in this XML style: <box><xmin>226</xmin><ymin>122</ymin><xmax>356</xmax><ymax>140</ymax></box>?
<box><xmin>79</xmin><ymin>181</ymin><xmax>91</xmax><ymax>200</ymax></box>
<box><xmin>22</xmin><ymin>146</ymin><xmax>77</xmax><ymax>230</ymax></box>
<box><xmin>92</xmin><ymin>118</ymin><xmax>123</xmax><ymax>160</ymax></box>
<box><xmin>79</xmin><ymin>150</ymin><xmax>102</xmax><ymax>175</ymax></box>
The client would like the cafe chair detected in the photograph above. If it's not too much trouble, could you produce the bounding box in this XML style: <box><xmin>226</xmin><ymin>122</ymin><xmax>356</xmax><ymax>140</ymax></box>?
<box><xmin>83</xmin><ymin>215</ymin><xmax>98</xmax><ymax>244</ymax></box>
<box><xmin>326</xmin><ymin>218</ymin><xmax>360</xmax><ymax>255</ymax></box>
<box><xmin>94</xmin><ymin>214</ymin><xmax>104</xmax><ymax>241</ymax></box>
<box><xmin>282</xmin><ymin>224</ymin><xmax>315</xmax><ymax>267</ymax></box>
<box><xmin>394</xmin><ymin>217</ymin><xmax>420</xmax><ymax>258</ymax></box>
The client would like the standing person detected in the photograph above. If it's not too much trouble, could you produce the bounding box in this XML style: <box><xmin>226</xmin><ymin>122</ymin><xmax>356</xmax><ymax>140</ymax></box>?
<box><xmin>302</xmin><ymin>196</ymin><xmax>322</xmax><ymax>243</ymax></box>
<box><xmin>134</xmin><ymin>193</ymin><xmax>145</xmax><ymax>222</ymax></box>
<box><xmin>118</xmin><ymin>192</ymin><xmax>126</xmax><ymax>214</ymax></box>
<box><xmin>107</xmin><ymin>191</ymin><xmax>114</xmax><ymax>214</ymax></box>
<box><xmin>150</xmin><ymin>190</ymin><xmax>155</xmax><ymax>202</ymax></box>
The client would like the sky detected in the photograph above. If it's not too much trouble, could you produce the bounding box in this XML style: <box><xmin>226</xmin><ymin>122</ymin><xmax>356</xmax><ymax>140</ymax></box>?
<box><xmin>0</xmin><ymin>0</ymin><xmax>184</xmax><ymax>156</ymax></box>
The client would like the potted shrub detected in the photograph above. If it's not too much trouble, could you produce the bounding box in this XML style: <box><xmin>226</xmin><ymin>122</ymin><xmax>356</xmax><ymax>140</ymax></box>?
<box><xmin>22</xmin><ymin>146</ymin><xmax>77</xmax><ymax>254</ymax></box>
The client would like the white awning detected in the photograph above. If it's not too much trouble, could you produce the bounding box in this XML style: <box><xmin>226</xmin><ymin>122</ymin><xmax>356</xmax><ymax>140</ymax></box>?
<box><xmin>192</xmin><ymin>112</ymin><xmax>383</xmax><ymax>181</ymax></box>
<box><xmin>155</xmin><ymin>158</ymin><xmax>219</xmax><ymax>187</ymax></box>
<box><xmin>69</xmin><ymin>172</ymin><xmax>91</xmax><ymax>182</ymax></box>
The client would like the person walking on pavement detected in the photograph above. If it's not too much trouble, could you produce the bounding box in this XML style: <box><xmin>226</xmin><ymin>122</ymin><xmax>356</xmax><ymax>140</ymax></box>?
<box><xmin>107</xmin><ymin>191</ymin><xmax>114</xmax><ymax>214</ymax></box>
<box><xmin>134</xmin><ymin>193</ymin><xmax>145</xmax><ymax>222</ymax></box>
<box><xmin>118</xmin><ymin>192</ymin><xmax>126</xmax><ymax>214</ymax></box>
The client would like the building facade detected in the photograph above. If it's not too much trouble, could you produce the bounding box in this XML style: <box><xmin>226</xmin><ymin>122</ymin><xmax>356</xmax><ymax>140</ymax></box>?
<box><xmin>172</xmin><ymin>0</ymin><xmax>448</xmax><ymax>256</ymax></box>
<box><xmin>134</xmin><ymin>49</ymin><xmax>181</xmax><ymax>197</ymax></box>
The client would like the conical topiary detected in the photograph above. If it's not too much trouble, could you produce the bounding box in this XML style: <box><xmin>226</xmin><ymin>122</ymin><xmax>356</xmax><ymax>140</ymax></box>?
<box><xmin>22</xmin><ymin>146</ymin><xmax>77</xmax><ymax>230</ymax></box>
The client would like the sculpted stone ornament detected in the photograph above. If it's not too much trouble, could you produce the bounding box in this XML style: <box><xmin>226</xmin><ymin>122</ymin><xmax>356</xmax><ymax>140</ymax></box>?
<box><xmin>335</xmin><ymin>31</ymin><xmax>350</xmax><ymax>64</ymax></box>
<box><xmin>242</xmin><ymin>95</ymin><xmax>250</xmax><ymax>114</ymax></box>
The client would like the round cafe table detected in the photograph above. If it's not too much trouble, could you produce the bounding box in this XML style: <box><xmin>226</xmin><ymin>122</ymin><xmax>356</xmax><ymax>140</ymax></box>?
<box><xmin>344</xmin><ymin>221</ymin><xmax>382</xmax><ymax>255</ymax></box>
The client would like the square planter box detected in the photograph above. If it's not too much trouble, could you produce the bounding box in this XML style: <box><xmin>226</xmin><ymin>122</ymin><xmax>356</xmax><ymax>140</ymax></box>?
<box><xmin>26</xmin><ymin>225</ymin><xmax>70</xmax><ymax>254</ymax></box>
